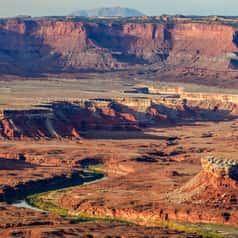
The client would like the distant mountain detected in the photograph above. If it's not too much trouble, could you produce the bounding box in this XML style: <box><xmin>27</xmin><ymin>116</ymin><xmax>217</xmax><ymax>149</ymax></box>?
<box><xmin>71</xmin><ymin>7</ymin><xmax>145</xmax><ymax>18</ymax></box>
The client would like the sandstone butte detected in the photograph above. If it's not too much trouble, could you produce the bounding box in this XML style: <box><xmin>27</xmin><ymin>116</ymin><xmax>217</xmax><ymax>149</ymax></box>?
<box><xmin>0</xmin><ymin>17</ymin><xmax>238</xmax><ymax>76</ymax></box>
<box><xmin>160</xmin><ymin>156</ymin><xmax>238</xmax><ymax>227</ymax></box>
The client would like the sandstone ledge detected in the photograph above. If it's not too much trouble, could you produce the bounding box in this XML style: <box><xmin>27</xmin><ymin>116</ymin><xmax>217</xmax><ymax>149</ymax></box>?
<box><xmin>201</xmin><ymin>156</ymin><xmax>238</xmax><ymax>178</ymax></box>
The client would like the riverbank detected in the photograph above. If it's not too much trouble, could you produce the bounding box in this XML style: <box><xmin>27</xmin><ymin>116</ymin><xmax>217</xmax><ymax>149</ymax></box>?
<box><xmin>2</xmin><ymin>169</ymin><xmax>104</xmax><ymax>203</ymax></box>
<box><xmin>24</xmin><ymin>168</ymin><xmax>238</xmax><ymax>238</ymax></box>
<box><xmin>2</xmin><ymin>155</ymin><xmax>238</xmax><ymax>238</ymax></box>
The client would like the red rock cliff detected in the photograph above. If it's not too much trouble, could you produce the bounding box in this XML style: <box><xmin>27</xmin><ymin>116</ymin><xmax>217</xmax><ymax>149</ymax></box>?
<box><xmin>0</xmin><ymin>18</ymin><xmax>237</xmax><ymax>75</ymax></box>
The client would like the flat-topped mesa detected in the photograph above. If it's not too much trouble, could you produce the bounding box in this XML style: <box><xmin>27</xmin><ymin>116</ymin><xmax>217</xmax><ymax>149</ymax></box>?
<box><xmin>201</xmin><ymin>156</ymin><xmax>238</xmax><ymax>178</ymax></box>
<box><xmin>0</xmin><ymin>17</ymin><xmax>238</xmax><ymax>75</ymax></box>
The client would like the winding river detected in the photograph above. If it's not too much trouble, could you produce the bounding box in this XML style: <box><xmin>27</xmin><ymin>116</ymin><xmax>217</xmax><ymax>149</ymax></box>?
<box><xmin>8</xmin><ymin>170</ymin><xmax>238</xmax><ymax>238</ymax></box>
<box><xmin>9</xmin><ymin>169</ymin><xmax>106</xmax><ymax>212</ymax></box>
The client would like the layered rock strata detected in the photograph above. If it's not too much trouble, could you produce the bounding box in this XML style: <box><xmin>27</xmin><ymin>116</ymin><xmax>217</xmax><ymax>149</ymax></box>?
<box><xmin>0</xmin><ymin>96</ymin><xmax>237</xmax><ymax>139</ymax></box>
<box><xmin>0</xmin><ymin>17</ymin><xmax>238</xmax><ymax>75</ymax></box>
<box><xmin>201</xmin><ymin>156</ymin><xmax>238</xmax><ymax>178</ymax></box>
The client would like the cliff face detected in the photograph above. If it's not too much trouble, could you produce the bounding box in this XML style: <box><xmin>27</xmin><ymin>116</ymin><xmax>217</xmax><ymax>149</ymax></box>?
<box><xmin>0</xmin><ymin>19</ymin><xmax>117</xmax><ymax>73</ymax></box>
<box><xmin>170</xmin><ymin>23</ymin><xmax>238</xmax><ymax>69</ymax></box>
<box><xmin>201</xmin><ymin>156</ymin><xmax>238</xmax><ymax>178</ymax></box>
<box><xmin>160</xmin><ymin>157</ymin><xmax>238</xmax><ymax>226</ymax></box>
<box><xmin>86</xmin><ymin>23</ymin><xmax>172</xmax><ymax>63</ymax></box>
<box><xmin>0</xmin><ymin>18</ymin><xmax>237</xmax><ymax>75</ymax></box>
<box><xmin>0</xmin><ymin>97</ymin><xmax>237</xmax><ymax>140</ymax></box>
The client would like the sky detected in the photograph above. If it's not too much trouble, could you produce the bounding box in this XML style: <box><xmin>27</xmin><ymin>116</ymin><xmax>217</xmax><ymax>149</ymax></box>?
<box><xmin>0</xmin><ymin>0</ymin><xmax>238</xmax><ymax>17</ymax></box>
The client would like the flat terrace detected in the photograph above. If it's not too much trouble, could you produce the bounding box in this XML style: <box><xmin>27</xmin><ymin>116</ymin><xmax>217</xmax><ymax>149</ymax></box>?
<box><xmin>1</xmin><ymin>77</ymin><xmax>238</xmax><ymax>110</ymax></box>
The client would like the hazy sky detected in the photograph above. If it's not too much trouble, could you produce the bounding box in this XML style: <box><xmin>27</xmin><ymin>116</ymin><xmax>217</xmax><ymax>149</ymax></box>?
<box><xmin>1</xmin><ymin>0</ymin><xmax>238</xmax><ymax>17</ymax></box>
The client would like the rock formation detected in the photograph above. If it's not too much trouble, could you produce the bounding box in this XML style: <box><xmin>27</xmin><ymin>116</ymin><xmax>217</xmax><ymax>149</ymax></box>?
<box><xmin>0</xmin><ymin>96</ymin><xmax>237</xmax><ymax>140</ymax></box>
<box><xmin>163</xmin><ymin>156</ymin><xmax>238</xmax><ymax>226</ymax></box>
<box><xmin>0</xmin><ymin>17</ymin><xmax>238</xmax><ymax>76</ymax></box>
<box><xmin>173</xmin><ymin>156</ymin><xmax>238</xmax><ymax>202</ymax></box>
<box><xmin>201</xmin><ymin>156</ymin><xmax>238</xmax><ymax>178</ymax></box>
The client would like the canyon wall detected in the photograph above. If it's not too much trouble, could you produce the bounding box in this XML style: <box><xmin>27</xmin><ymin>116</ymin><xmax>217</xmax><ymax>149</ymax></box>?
<box><xmin>0</xmin><ymin>18</ymin><xmax>238</xmax><ymax>75</ymax></box>
<box><xmin>0</xmin><ymin>96</ymin><xmax>237</xmax><ymax>140</ymax></box>
<box><xmin>169</xmin><ymin>23</ymin><xmax>238</xmax><ymax>69</ymax></box>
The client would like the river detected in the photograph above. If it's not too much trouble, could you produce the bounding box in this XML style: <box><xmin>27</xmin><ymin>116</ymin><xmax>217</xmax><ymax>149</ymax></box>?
<box><xmin>11</xmin><ymin>172</ymin><xmax>106</xmax><ymax>212</ymax></box>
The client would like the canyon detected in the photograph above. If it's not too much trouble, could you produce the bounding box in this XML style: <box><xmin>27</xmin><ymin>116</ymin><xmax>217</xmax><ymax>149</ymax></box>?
<box><xmin>1</xmin><ymin>83</ymin><xmax>238</xmax><ymax>237</ymax></box>
<box><xmin>1</xmin><ymin>16</ymin><xmax>238</xmax><ymax>88</ymax></box>
<box><xmin>1</xmin><ymin>15</ymin><xmax>238</xmax><ymax>238</ymax></box>
<box><xmin>1</xmin><ymin>94</ymin><xmax>238</xmax><ymax>140</ymax></box>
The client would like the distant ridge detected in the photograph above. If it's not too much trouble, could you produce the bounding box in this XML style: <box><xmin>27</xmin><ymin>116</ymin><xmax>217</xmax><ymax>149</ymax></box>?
<box><xmin>70</xmin><ymin>7</ymin><xmax>145</xmax><ymax>18</ymax></box>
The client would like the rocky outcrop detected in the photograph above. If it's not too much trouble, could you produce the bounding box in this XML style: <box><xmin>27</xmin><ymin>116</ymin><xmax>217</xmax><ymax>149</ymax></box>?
<box><xmin>0</xmin><ymin>96</ymin><xmax>237</xmax><ymax>140</ymax></box>
<box><xmin>169</xmin><ymin>23</ymin><xmax>237</xmax><ymax>69</ymax></box>
<box><xmin>160</xmin><ymin>157</ymin><xmax>238</xmax><ymax>226</ymax></box>
<box><xmin>201</xmin><ymin>156</ymin><xmax>238</xmax><ymax>178</ymax></box>
<box><xmin>0</xmin><ymin>17</ymin><xmax>238</xmax><ymax>75</ymax></box>
<box><xmin>171</xmin><ymin>157</ymin><xmax>238</xmax><ymax>203</ymax></box>
<box><xmin>0</xmin><ymin>96</ymin><xmax>235</xmax><ymax>140</ymax></box>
